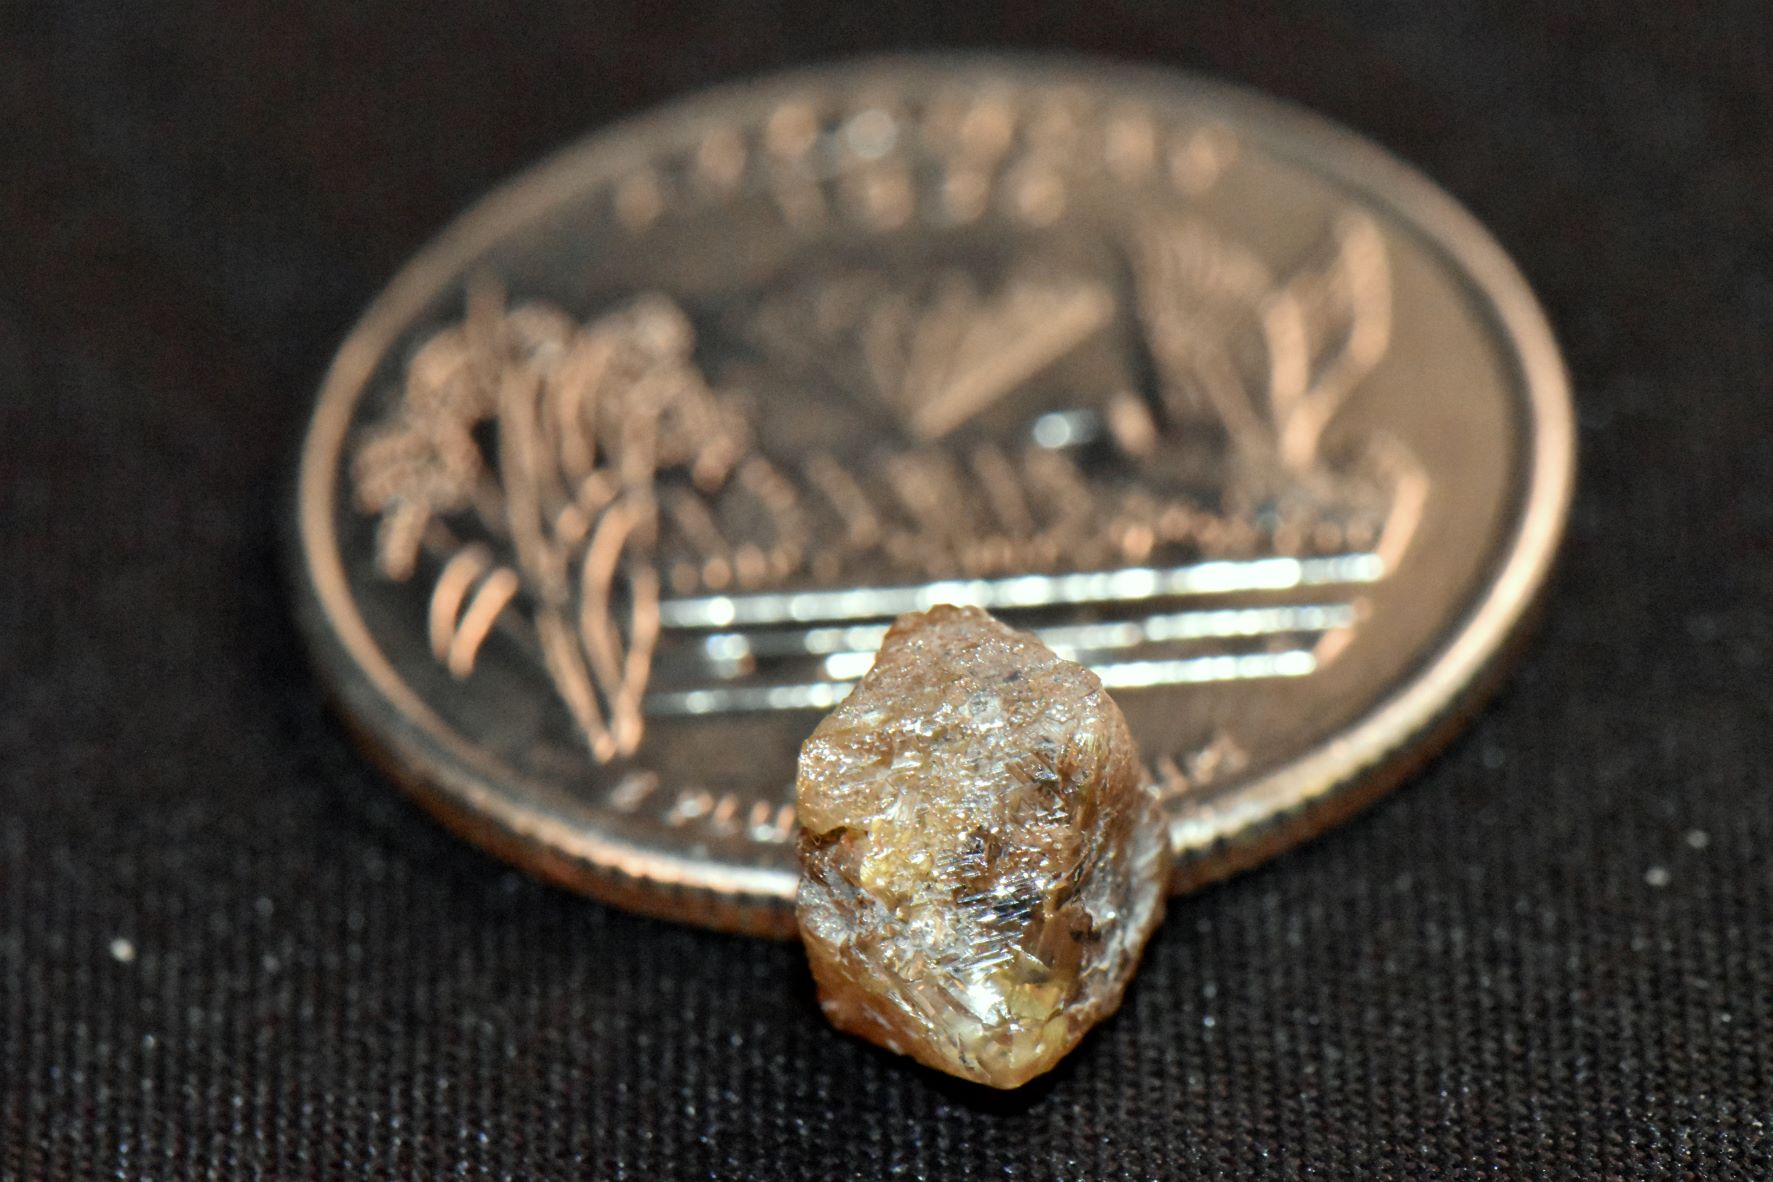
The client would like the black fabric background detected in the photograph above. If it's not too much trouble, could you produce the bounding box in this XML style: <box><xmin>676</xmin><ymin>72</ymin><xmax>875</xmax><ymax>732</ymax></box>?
<box><xmin>4</xmin><ymin>3</ymin><xmax>1772</xmax><ymax>1179</ymax></box>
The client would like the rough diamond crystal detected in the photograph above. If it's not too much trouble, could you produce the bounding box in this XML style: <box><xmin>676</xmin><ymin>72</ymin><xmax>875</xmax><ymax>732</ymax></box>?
<box><xmin>794</xmin><ymin>605</ymin><xmax>1168</xmax><ymax>1088</ymax></box>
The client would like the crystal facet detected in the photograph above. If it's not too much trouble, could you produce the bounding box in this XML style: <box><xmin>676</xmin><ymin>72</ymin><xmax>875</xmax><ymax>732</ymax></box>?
<box><xmin>794</xmin><ymin>605</ymin><xmax>1168</xmax><ymax>1088</ymax></box>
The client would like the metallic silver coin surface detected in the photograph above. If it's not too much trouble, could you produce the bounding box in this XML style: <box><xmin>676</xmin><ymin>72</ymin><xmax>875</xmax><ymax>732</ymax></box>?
<box><xmin>294</xmin><ymin>57</ymin><xmax>1574</xmax><ymax>935</ymax></box>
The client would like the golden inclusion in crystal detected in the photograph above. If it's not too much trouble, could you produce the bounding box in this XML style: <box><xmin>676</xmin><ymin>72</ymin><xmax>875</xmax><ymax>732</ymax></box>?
<box><xmin>794</xmin><ymin>605</ymin><xmax>1168</xmax><ymax>1088</ymax></box>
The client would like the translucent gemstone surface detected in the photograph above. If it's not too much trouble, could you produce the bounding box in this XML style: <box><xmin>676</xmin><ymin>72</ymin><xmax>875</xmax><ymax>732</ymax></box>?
<box><xmin>795</xmin><ymin>605</ymin><xmax>1168</xmax><ymax>1088</ymax></box>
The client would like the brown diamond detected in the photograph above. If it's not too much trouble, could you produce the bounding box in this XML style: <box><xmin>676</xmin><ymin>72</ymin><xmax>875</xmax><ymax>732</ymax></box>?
<box><xmin>795</xmin><ymin>604</ymin><xmax>1168</xmax><ymax>1088</ymax></box>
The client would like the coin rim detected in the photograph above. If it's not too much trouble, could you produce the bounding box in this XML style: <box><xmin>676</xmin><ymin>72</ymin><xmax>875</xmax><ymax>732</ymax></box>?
<box><xmin>293</xmin><ymin>54</ymin><xmax>1575</xmax><ymax>936</ymax></box>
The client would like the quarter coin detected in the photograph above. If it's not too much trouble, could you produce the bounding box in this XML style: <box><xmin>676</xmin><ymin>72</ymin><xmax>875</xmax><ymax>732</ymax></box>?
<box><xmin>294</xmin><ymin>57</ymin><xmax>1574</xmax><ymax>934</ymax></box>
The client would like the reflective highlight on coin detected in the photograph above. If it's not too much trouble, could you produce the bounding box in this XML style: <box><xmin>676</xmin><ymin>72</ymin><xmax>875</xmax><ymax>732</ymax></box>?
<box><xmin>294</xmin><ymin>58</ymin><xmax>1574</xmax><ymax>934</ymax></box>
